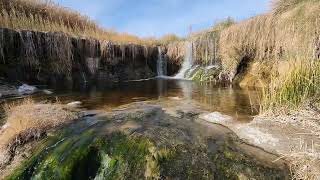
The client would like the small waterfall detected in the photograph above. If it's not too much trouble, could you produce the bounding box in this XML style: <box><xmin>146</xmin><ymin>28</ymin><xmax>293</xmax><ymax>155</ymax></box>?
<box><xmin>157</xmin><ymin>47</ymin><xmax>167</xmax><ymax>77</ymax></box>
<box><xmin>175</xmin><ymin>41</ymin><xmax>193</xmax><ymax>79</ymax></box>
<box><xmin>82</xmin><ymin>72</ymin><xmax>88</xmax><ymax>84</ymax></box>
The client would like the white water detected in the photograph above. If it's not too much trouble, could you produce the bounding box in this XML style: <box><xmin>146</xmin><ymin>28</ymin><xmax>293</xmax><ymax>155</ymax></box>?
<box><xmin>175</xmin><ymin>42</ymin><xmax>193</xmax><ymax>79</ymax></box>
<box><xmin>157</xmin><ymin>47</ymin><xmax>167</xmax><ymax>77</ymax></box>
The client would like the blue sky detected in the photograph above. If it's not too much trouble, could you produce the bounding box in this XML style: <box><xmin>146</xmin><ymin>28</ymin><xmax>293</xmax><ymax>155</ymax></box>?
<box><xmin>53</xmin><ymin>0</ymin><xmax>270</xmax><ymax>38</ymax></box>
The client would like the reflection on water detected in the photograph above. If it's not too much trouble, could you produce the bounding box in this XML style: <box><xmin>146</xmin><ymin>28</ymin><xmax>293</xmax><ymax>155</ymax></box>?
<box><xmin>45</xmin><ymin>78</ymin><xmax>260</xmax><ymax>121</ymax></box>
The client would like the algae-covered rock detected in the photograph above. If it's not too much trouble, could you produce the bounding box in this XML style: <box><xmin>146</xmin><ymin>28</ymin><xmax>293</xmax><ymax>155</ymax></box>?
<box><xmin>185</xmin><ymin>65</ymin><xmax>221</xmax><ymax>82</ymax></box>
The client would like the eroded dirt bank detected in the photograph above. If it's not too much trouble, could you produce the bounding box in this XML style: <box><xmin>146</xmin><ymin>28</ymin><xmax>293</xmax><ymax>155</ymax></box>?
<box><xmin>0</xmin><ymin>28</ymin><xmax>180</xmax><ymax>87</ymax></box>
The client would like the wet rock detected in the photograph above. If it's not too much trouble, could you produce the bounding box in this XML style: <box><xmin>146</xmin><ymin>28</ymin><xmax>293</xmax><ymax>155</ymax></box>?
<box><xmin>200</xmin><ymin>112</ymin><xmax>234</xmax><ymax>124</ymax></box>
<box><xmin>42</xmin><ymin>89</ymin><xmax>53</xmax><ymax>95</ymax></box>
<box><xmin>0</xmin><ymin>83</ymin><xmax>19</xmax><ymax>98</ymax></box>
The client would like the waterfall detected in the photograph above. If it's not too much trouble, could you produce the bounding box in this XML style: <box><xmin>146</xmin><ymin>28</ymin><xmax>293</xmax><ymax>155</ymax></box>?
<box><xmin>157</xmin><ymin>47</ymin><xmax>167</xmax><ymax>77</ymax></box>
<box><xmin>175</xmin><ymin>41</ymin><xmax>193</xmax><ymax>79</ymax></box>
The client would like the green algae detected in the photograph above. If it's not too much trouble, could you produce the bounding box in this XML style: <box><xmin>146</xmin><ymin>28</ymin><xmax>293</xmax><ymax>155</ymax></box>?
<box><xmin>5</xmin><ymin>128</ymin><xmax>99</xmax><ymax>180</ymax></box>
<box><xmin>5</xmin><ymin>131</ymin><xmax>72</xmax><ymax>180</ymax></box>
<box><xmin>6</xmin><ymin>129</ymin><xmax>289</xmax><ymax>180</ymax></box>
<box><xmin>97</xmin><ymin>132</ymin><xmax>152</xmax><ymax>179</ymax></box>
<box><xmin>31</xmin><ymin>130</ymin><xmax>96</xmax><ymax>180</ymax></box>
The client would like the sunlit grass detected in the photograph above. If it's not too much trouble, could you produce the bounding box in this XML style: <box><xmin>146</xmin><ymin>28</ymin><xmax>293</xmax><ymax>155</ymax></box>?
<box><xmin>261</xmin><ymin>60</ymin><xmax>320</xmax><ymax>111</ymax></box>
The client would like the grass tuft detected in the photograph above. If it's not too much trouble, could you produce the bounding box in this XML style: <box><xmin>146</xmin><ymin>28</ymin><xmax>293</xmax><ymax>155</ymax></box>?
<box><xmin>0</xmin><ymin>98</ymin><xmax>78</xmax><ymax>150</ymax></box>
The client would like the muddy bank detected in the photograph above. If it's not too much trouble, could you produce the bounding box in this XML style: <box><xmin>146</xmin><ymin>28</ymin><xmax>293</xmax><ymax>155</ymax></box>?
<box><xmin>200</xmin><ymin>104</ymin><xmax>320</xmax><ymax>179</ymax></box>
<box><xmin>1</xmin><ymin>100</ymin><xmax>290</xmax><ymax>179</ymax></box>
<box><xmin>0</xmin><ymin>28</ymin><xmax>179</xmax><ymax>87</ymax></box>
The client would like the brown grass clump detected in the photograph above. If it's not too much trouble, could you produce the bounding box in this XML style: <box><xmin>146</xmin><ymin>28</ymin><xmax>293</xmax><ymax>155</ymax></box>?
<box><xmin>286</xmin><ymin>142</ymin><xmax>320</xmax><ymax>179</ymax></box>
<box><xmin>219</xmin><ymin>0</ymin><xmax>320</xmax><ymax>79</ymax></box>
<box><xmin>219</xmin><ymin>14</ymin><xmax>275</xmax><ymax>77</ymax></box>
<box><xmin>166</xmin><ymin>41</ymin><xmax>187</xmax><ymax>65</ymax></box>
<box><xmin>0</xmin><ymin>98</ymin><xmax>78</xmax><ymax>152</ymax></box>
<box><xmin>219</xmin><ymin>0</ymin><xmax>320</xmax><ymax>104</ymax></box>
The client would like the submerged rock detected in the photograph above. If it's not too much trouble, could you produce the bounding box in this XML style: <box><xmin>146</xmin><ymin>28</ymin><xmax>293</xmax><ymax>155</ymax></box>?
<box><xmin>200</xmin><ymin>112</ymin><xmax>234</xmax><ymax>124</ymax></box>
<box><xmin>18</xmin><ymin>84</ymin><xmax>37</xmax><ymax>95</ymax></box>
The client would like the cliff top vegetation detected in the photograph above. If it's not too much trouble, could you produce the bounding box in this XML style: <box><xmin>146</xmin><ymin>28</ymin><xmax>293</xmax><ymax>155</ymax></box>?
<box><xmin>0</xmin><ymin>0</ymin><xmax>181</xmax><ymax>45</ymax></box>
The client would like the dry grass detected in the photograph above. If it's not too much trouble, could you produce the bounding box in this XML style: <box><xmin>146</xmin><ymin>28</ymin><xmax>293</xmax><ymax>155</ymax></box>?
<box><xmin>166</xmin><ymin>41</ymin><xmax>187</xmax><ymax>64</ymax></box>
<box><xmin>219</xmin><ymin>0</ymin><xmax>320</xmax><ymax>101</ymax></box>
<box><xmin>189</xmin><ymin>18</ymin><xmax>235</xmax><ymax>65</ymax></box>
<box><xmin>0</xmin><ymin>0</ymin><xmax>157</xmax><ymax>44</ymax></box>
<box><xmin>264</xmin><ymin>107</ymin><xmax>320</xmax><ymax>180</ymax></box>
<box><xmin>219</xmin><ymin>0</ymin><xmax>320</xmax><ymax>78</ymax></box>
<box><xmin>286</xmin><ymin>142</ymin><xmax>320</xmax><ymax>179</ymax></box>
<box><xmin>0</xmin><ymin>98</ymin><xmax>78</xmax><ymax>150</ymax></box>
<box><xmin>272</xmin><ymin>0</ymin><xmax>318</xmax><ymax>14</ymax></box>
<box><xmin>158</xmin><ymin>34</ymin><xmax>182</xmax><ymax>45</ymax></box>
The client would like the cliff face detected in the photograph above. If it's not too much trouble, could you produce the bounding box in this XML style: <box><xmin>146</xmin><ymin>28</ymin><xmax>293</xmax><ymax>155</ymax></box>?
<box><xmin>0</xmin><ymin>28</ymin><xmax>163</xmax><ymax>87</ymax></box>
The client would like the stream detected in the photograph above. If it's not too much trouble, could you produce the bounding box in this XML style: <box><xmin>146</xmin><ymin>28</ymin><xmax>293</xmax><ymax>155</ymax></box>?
<box><xmin>2</xmin><ymin>78</ymin><xmax>290</xmax><ymax>179</ymax></box>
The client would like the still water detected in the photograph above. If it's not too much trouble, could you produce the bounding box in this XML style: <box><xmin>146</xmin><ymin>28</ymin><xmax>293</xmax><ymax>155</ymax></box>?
<box><xmin>44</xmin><ymin>78</ymin><xmax>260</xmax><ymax>122</ymax></box>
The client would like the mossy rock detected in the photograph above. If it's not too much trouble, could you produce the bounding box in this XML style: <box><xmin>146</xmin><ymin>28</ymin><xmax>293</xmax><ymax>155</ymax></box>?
<box><xmin>6</xmin><ymin>130</ymin><xmax>289</xmax><ymax>180</ymax></box>
<box><xmin>212</xmin><ymin>142</ymin><xmax>289</xmax><ymax>180</ymax></box>
<box><xmin>189</xmin><ymin>66</ymin><xmax>221</xmax><ymax>82</ymax></box>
